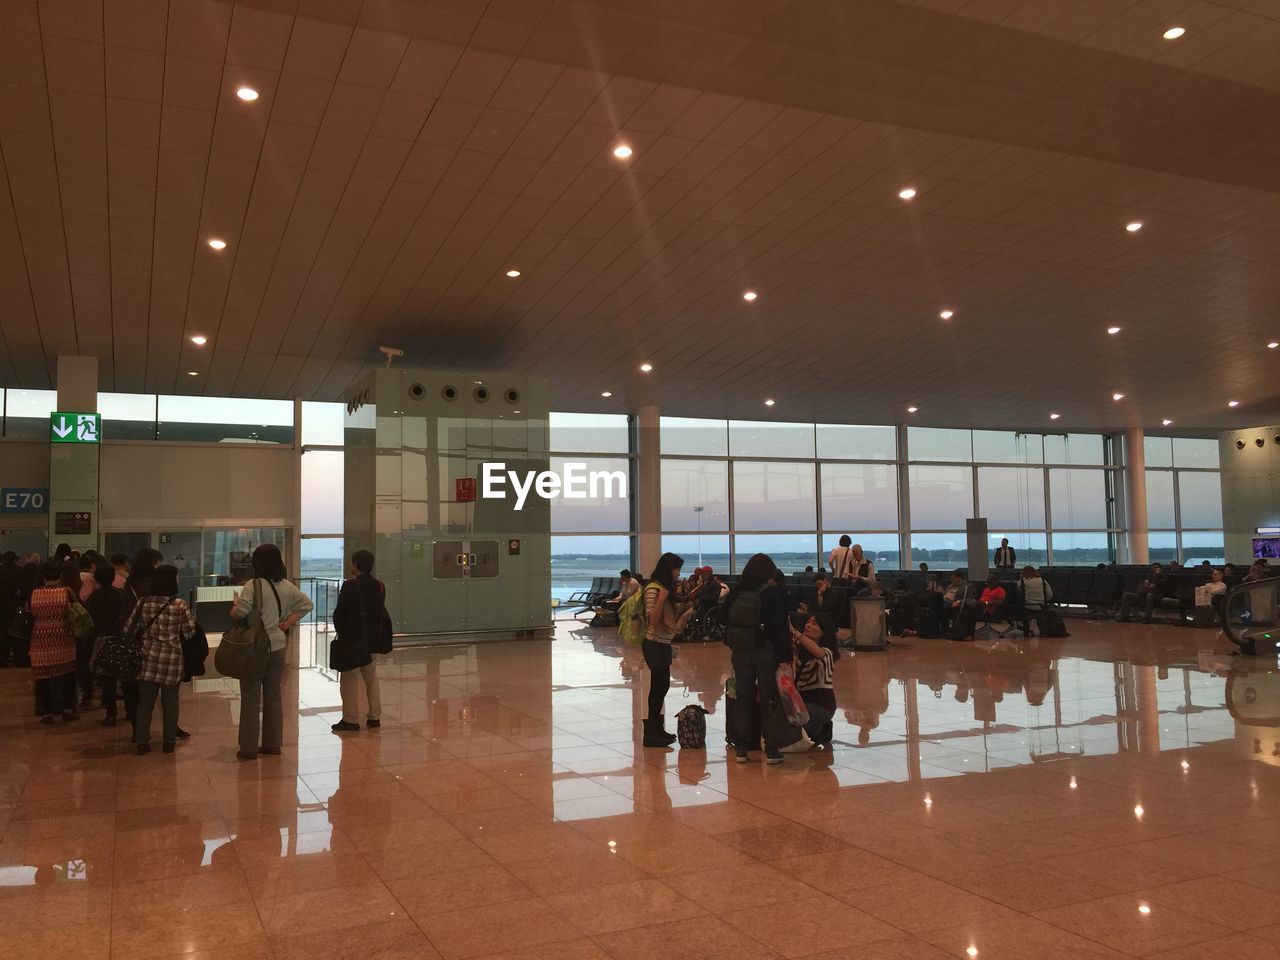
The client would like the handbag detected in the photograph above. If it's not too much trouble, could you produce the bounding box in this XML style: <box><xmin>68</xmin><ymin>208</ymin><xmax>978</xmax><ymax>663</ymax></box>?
<box><xmin>776</xmin><ymin>663</ymin><xmax>810</xmax><ymax>727</ymax></box>
<box><xmin>65</xmin><ymin>590</ymin><xmax>95</xmax><ymax>641</ymax></box>
<box><xmin>93</xmin><ymin>598</ymin><xmax>172</xmax><ymax>681</ymax></box>
<box><xmin>214</xmin><ymin>579</ymin><xmax>273</xmax><ymax>681</ymax></box>
<box><xmin>183</xmin><ymin>624</ymin><xmax>209</xmax><ymax>679</ymax></box>
<box><xmin>372</xmin><ymin>580</ymin><xmax>393</xmax><ymax>656</ymax></box>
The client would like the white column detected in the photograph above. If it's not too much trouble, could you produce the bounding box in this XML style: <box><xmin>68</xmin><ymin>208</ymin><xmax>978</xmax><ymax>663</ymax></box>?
<box><xmin>1124</xmin><ymin>426</ymin><xmax>1149</xmax><ymax>564</ymax></box>
<box><xmin>635</xmin><ymin>404</ymin><xmax>661</xmax><ymax>576</ymax></box>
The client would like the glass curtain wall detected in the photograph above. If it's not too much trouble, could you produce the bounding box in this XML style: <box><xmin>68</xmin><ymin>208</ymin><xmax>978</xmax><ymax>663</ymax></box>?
<box><xmin>550</xmin><ymin>413</ymin><xmax>633</xmax><ymax>602</ymax></box>
<box><xmin>1144</xmin><ymin>437</ymin><xmax>1224</xmax><ymax>563</ymax></box>
<box><xmin>660</xmin><ymin>420</ymin><xmax>1123</xmax><ymax>572</ymax></box>
<box><xmin>301</xmin><ymin>401</ymin><xmax>345</xmax><ymax>580</ymax></box>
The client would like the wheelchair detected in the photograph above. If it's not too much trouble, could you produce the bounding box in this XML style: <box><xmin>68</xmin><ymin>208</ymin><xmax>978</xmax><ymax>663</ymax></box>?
<box><xmin>675</xmin><ymin>600</ymin><xmax>726</xmax><ymax>643</ymax></box>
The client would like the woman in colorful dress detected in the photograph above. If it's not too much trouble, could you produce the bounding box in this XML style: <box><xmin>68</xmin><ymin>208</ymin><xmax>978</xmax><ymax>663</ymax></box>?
<box><xmin>29</xmin><ymin>559</ymin><xmax>80</xmax><ymax>723</ymax></box>
<box><xmin>124</xmin><ymin>564</ymin><xmax>196</xmax><ymax>755</ymax></box>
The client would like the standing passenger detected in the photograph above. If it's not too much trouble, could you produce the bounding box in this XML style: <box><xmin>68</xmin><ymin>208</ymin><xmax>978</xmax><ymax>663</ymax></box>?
<box><xmin>29</xmin><ymin>559</ymin><xmax>79</xmax><ymax>723</ymax></box>
<box><xmin>640</xmin><ymin>552</ymin><xmax>683</xmax><ymax>748</ymax></box>
<box><xmin>229</xmin><ymin>545</ymin><xmax>313</xmax><ymax>759</ymax></box>
<box><xmin>724</xmin><ymin>553</ymin><xmax>790</xmax><ymax>764</ymax></box>
<box><xmin>127</xmin><ymin>565</ymin><xmax>195</xmax><ymax>755</ymax></box>
<box><xmin>331</xmin><ymin>550</ymin><xmax>388</xmax><ymax>733</ymax></box>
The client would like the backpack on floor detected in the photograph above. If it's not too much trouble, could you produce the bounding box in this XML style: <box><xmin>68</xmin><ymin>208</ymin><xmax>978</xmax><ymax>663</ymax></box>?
<box><xmin>617</xmin><ymin>590</ymin><xmax>646</xmax><ymax>646</ymax></box>
<box><xmin>676</xmin><ymin>704</ymin><xmax>708</xmax><ymax>749</ymax></box>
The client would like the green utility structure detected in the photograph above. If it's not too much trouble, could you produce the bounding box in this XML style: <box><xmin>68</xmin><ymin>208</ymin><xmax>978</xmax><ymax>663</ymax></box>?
<box><xmin>343</xmin><ymin>368</ymin><xmax>553</xmax><ymax>644</ymax></box>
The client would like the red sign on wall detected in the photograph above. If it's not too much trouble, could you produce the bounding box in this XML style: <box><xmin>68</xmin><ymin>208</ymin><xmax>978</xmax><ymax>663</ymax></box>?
<box><xmin>456</xmin><ymin>477</ymin><xmax>477</xmax><ymax>502</ymax></box>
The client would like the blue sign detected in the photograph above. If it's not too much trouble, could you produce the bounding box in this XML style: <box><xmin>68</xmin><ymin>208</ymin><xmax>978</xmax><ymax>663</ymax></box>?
<box><xmin>1</xmin><ymin>488</ymin><xmax>49</xmax><ymax>514</ymax></box>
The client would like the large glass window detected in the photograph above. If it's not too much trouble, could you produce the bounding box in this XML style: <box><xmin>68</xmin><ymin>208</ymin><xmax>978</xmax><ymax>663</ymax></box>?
<box><xmin>1044</xmin><ymin>434</ymin><xmax>1105</xmax><ymax>465</ymax></box>
<box><xmin>549</xmin><ymin>412</ymin><xmax>629</xmax><ymax>454</ymax></box>
<box><xmin>1049</xmin><ymin>469</ymin><xmax>1109</xmax><ymax>530</ymax></box>
<box><xmin>3</xmin><ymin>388</ymin><xmax>57</xmax><ymax>438</ymax></box>
<box><xmin>302</xmin><ymin>401</ymin><xmax>345</xmax><ymax>446</ymax></box>
<box><xmin>1145</xmin><ymin>471</ymin><xmax>1176</xmax><ymax>528</ymax></box>
<box><xmin>733</xmin><ymin>534</ymin><xmax>817</xmax><ymax>573</ymax></box>
<box><xmin>1181</xmin><ymin>531</ymin><xmax>1225</xmax><ymax>564</ymax></box>
<box><xmin>908</xmin><ymin>465</ymin><xmax>972</xmax><ymax>529</ymax></box>
<box><xmin>729</xmin><ymin>420</ymin><xmax>815</xmax><ymax>458</ymax></box>
<box><xmin>815</xmin><ymin>424</ymin><xmax>896</xmax><ymax>460</ymax></box>
<box><xmin>99</xmin><ymin>393</ymin><xmax>157</xmax><ymax>440</ymax></box>
<box><xmin>821</xmin><ymin>463</ymin><xmax>897</xmax><ymax>530</ymax></box>
<box><xmin>550</xmin><ymin>535</ymin><xmax>631</xmax><ymax>602</ymax></box>
<box><xmin>1173</xmin><ymin>438</ymin><xmax>1219</xmax><ymax>469</ymax></box>
<box><xmin>821</xmin><ymin>533</ymin><xmax>900</xmax><ymax>568</ymax></box>
<box><xmin>907</xmin><ymin>427</ymin><xmax>972</xmax><ymax>462</ymax></box>
<box><xmin>662</xmin><ymin>534</ymin><xmax>730</xmax><ymax>573</ymax></box>
<box><xmin>1177</xmin><ymin>472</ymin><xmax>1223</xmax><ymax>528</ymax></box>
<box><xmin>978</xmin><ymin>467</ymin><xmax>1046</xmax><ymax>528</ymax></box>
<box><xmin>1148</xmin><ymin>532</ymin><xmax>1178</xmax><ymax>563</ymax></box>
<box><xmin>1050</xmin><ymin>532</ymin><xmax>1110</xmax><ymax>564</ymax></box>
<box><xmin>157</xmin><ymin>396</ymin><xmax>293</xmax><ymax>444</ymax></box>
<box><xmin>986</xmin><ymin>532</ymin><xmax>1048</xmax><ymax>565</ymax></box>
<box><xmin>550</xmin><ymin>456</ymin><xmax>630</xmax><ymax>532</ymax></box>
<box><xmin>661</xmin><ymin>417</ymin><xmax>728</xmax><ymax>456</ymax></box>
<box><xmin>909</xmin><ymin>532</ymin><xmax>970</xmax><ymax>566</ymax></box>
<box><xmin>661</xmin><ymin>459</ymin><xmax>729</xmax><ymax>531</ymax></box>
<box><xmin>732</xmin><ymin>461</ymin><xmax>816</xmax><ymax>530</ymax></box>
<box><xmin>973</xmin><ymin>431</ymin><xmax>1043</xmax><ymax>464</ymax></box>
<box><xmin>301</xmin><ymin>450</ymin><xmax>344</xmax><ymax>535</ymax></box>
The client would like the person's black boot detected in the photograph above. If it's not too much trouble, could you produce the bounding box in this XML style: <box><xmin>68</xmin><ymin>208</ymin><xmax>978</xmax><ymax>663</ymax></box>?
<box><xmin>658</xmin><ymin>719</ymin><xmax>677</xmax><ymax>744</ymax></box>
<box><xmin>641</xmin><ymin>718</ymin><xmax>671</xmax><ymax>748</ymax></box>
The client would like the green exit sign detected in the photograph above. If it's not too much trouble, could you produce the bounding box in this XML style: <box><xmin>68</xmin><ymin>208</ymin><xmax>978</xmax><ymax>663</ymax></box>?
<box><xmin>50</xmin><ymin>412</ymin><xmax>101</xmax><ymax>444</ymax></box>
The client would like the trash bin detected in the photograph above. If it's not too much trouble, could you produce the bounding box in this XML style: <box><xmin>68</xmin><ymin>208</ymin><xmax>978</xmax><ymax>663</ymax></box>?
<box><xmin>850</xmin><ymin>596</ymin><xmax>888</xmax><ymax>651</ymax></box>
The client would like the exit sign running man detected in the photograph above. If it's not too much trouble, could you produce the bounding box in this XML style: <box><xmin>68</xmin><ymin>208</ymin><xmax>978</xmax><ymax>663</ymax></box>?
<box><xmin>50</xmin><ymin>412</ymin><xmax>101</xmax><ymax>444</ymax></box>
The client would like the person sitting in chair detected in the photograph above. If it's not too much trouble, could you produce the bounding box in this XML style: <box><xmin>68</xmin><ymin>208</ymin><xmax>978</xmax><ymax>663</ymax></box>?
<box><xmin>953</xmin><ymin>575</ymin><xmax>1005</xmax><ymax>639</ymax></box>
<box><xmin>1117</xmin><ymin>563</ymin><xmax>1170</xmax><ymax>623</ymax></box>
<box><xmin>798</xmin><ymin>572</ymin><xmax>843</xmax><ymax>618</ymax></box>
<box><xmin>604</xmin><ymin>570</ymin><xmax>639</xmax><ymax>612</ymax></box>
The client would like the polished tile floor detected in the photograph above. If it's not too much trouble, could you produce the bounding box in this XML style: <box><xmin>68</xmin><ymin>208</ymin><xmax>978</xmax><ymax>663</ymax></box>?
<box><xmin>2</xmin><ymin>616</ymin><xmax>1279</xmax><ymax>959</ymax></box>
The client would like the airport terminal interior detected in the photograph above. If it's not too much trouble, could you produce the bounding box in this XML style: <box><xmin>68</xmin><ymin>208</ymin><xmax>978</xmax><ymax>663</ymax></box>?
<box><xmin>3</xmin><ymin>1</ymin><xmax>1280</xmax><ymax>958</ymax></box>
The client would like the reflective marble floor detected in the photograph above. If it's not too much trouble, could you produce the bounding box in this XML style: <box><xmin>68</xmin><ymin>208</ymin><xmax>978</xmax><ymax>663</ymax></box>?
<box><xmin>2</xmin><ymin>617</ymin><xmax>1279</xmax><ymax>960</ymax></box>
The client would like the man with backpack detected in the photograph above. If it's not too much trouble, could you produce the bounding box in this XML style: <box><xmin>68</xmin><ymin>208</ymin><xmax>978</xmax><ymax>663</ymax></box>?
<box><xmin>722</xmin><ymin>553</ymin><xmax>791</xmax><ymax>764</ymax></box>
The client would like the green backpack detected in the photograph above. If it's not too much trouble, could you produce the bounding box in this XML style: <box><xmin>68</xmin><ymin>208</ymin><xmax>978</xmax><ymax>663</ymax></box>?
<box><xmin>65</xmin><ymin>592</ymin><xmax>95</xmax><ymax>641</ymax></box>
<box><xmin>618</xmin><ymin>589</ymin><xmax>646</xmax><ymax>646</ymax></box>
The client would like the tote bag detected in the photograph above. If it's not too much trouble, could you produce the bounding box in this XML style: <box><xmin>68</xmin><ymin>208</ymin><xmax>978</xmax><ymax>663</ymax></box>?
<box><xmin>214</xmin><ymin>579</ymin><xmax>272</xmax><ymax>682</ymax></box>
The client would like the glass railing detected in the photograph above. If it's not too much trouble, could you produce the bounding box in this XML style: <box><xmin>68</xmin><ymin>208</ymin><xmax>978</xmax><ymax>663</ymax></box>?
<box><xmin>1221</xmin><ymin>576</ymin><xmax>1280</xmax><ymax>656</ymax></box>
<box><xmin>297</xmin><ymin>576</ymin><xmax>341</xmax><ymax>679</ymax></box>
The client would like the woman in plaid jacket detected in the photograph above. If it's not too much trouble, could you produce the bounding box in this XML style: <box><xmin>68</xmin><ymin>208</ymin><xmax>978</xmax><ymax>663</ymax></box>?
<box><xmin>123</xmin><ymin>564</ymin><xmax>196</xmax><ymax>755</ymax></box>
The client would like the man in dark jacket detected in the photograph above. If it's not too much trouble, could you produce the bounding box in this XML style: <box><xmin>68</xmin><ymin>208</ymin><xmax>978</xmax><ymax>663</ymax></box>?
<box><xmin>0</xmin><ymin>552</ymin><xmax>21</xmax><ymax>667</ymax></box>
<box><xmin>331</xmin><ymin>550</ymin><xmax>389</xmax><ymax>733</ymax></box>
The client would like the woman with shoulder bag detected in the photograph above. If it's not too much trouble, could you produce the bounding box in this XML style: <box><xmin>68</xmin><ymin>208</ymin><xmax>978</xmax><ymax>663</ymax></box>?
<box><xmin>229</xmin><ymin>545</ymin><xmax>313</xmax><ymax>760</ymax></box>
<box><xmin>29</xmin><ymin>559</ymin><xmax>80</xmax><ymax>723</ymax></box>
<box><xmin>640</xmin><ymin>552</ymin><xmax>684</xmax><ymax>748</ymax></box>
<box><xmin>724</xmin><ymin>553</ymin><xmax>791</xmax><ymax>765</ymax></box>
<box><xmin>125</xmin><ymin>565</ymin><xmax>195</xmax><ymax>755</ymax></box>
<box><xmin>330</xmin><ymin>549</ymin><xmax>390</xmax><ymax>733</ymax></box>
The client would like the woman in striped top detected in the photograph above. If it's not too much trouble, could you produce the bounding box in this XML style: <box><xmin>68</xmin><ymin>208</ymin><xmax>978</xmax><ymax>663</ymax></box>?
<box><xmin>791</xmin><ymin>613</ymin><xmax>838</xmax><ymax>748</ymax></box>
<box><xmin>640</xmin><ymin>552</ymin><xmax>684</xmax><ymax>748</ymax></box>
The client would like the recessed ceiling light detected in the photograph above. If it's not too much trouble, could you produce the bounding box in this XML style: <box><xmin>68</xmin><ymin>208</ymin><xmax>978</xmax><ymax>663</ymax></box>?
<box><xmin>1107</xmin><ymin>326</ymin><xmax>1121</xmax><ymax>334</ymax></box>
<box><xmin>186</xmin><ymin>371</ymin><xmax>199</xmax><ymax>377</ymax></box>
<box><xmin>1228</xmin><ymin>400</ymin><xmax>1239</xmax><ymax>407</ymax></box>
<box><xmin>907</xmin><ymin>406</ymin><xmax>918</xmax><ymax>413</ymax></box>
<box><xmin>612</xmin><ymin>145</ymin><xmax>633</xmax><ymax>159</ymax></box>
<box><xmin>600</xmin><ymin>391</ymin><xmax>612</xmax><ymax>398</ymax></box>
<box><xmin>639</xmin><ymin>363</ymin><xmax>652</xmax><ymax>373</ymax></box>
<box><xmin>1269</xmin><ymin>341</ymin><xmax>1278</xmax><ymax>349</ymax></box>
<box><xmin>236</xmin><ymin>86</ymin><xmax>259</xmax><ymax>102</ymax></box>
<box><xmin>939</xmin><ymin>309</ymin><xmax>954</xmax><ymax>320</ymax></box>
<box><xmin>505</xmin><ymin>269</ymin><xmax>520</xmax><ymax>278</ymax></box>
<box><xmin>1126</xmin><ymin>221</ymin><xmax>1143</xmax><ymax>233</ymax></box>
<box><xmin>190</xmin><ymin>335</ymin><xmax>207</xmax><ymax>346</ymax></box>
<box><xmin>742</xmin><ymin>290</ymin><xmax>758</xmax><ymax>302</ymax></box>
<box><xmin>898</xmin><ymin>187</ymin><xmax>917</xmax><ymax>201</ymax></box>
<box><xmin>1162</xmin><ymin>419</ymin><xmax>1173</xmax><ymax>426</ymax></box>
<box><xmin>764</xmin><ymin>399</ymin><xmax>775</xmax><ymax>407</ymax></box>
<box><xmin>1049</xmin><ymin>413</ymin><xmax>1060</xmax><ymax>420</ymax></box>
<box><xmin>207</xmin><ymin>238</ymin><xmax>227</xmax><ymax>250</ymax></box>
<box><xmin>1162</xmin><ymin>26</ymin><xmax>1185</xmax><ymax>40</ymax></box>
<box><xmin>1113</xmin><ymin>393</ymin><xmax>1125</xmax><ymax>401</ymax></box>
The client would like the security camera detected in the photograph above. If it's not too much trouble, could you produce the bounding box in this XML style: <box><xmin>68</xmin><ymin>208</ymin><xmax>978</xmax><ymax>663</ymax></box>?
<box><xmin>379</xmin><ymin>345</ymin><xmax>405</xmax><ymax>367</ymax></box>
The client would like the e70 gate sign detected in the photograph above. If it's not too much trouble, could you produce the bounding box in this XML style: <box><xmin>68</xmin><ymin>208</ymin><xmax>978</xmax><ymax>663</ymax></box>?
<box><xmin>1</xmin><ymin>488</ymin><xmax>48</xmax><ymax>514</ymax></box>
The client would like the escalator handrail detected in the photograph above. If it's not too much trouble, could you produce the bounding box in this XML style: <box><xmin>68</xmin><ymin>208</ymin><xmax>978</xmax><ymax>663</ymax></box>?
<box><xmin>1220</xmin><ymin>575</ymin><xmax>1280</xmax><ymax>647</ymax></box>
